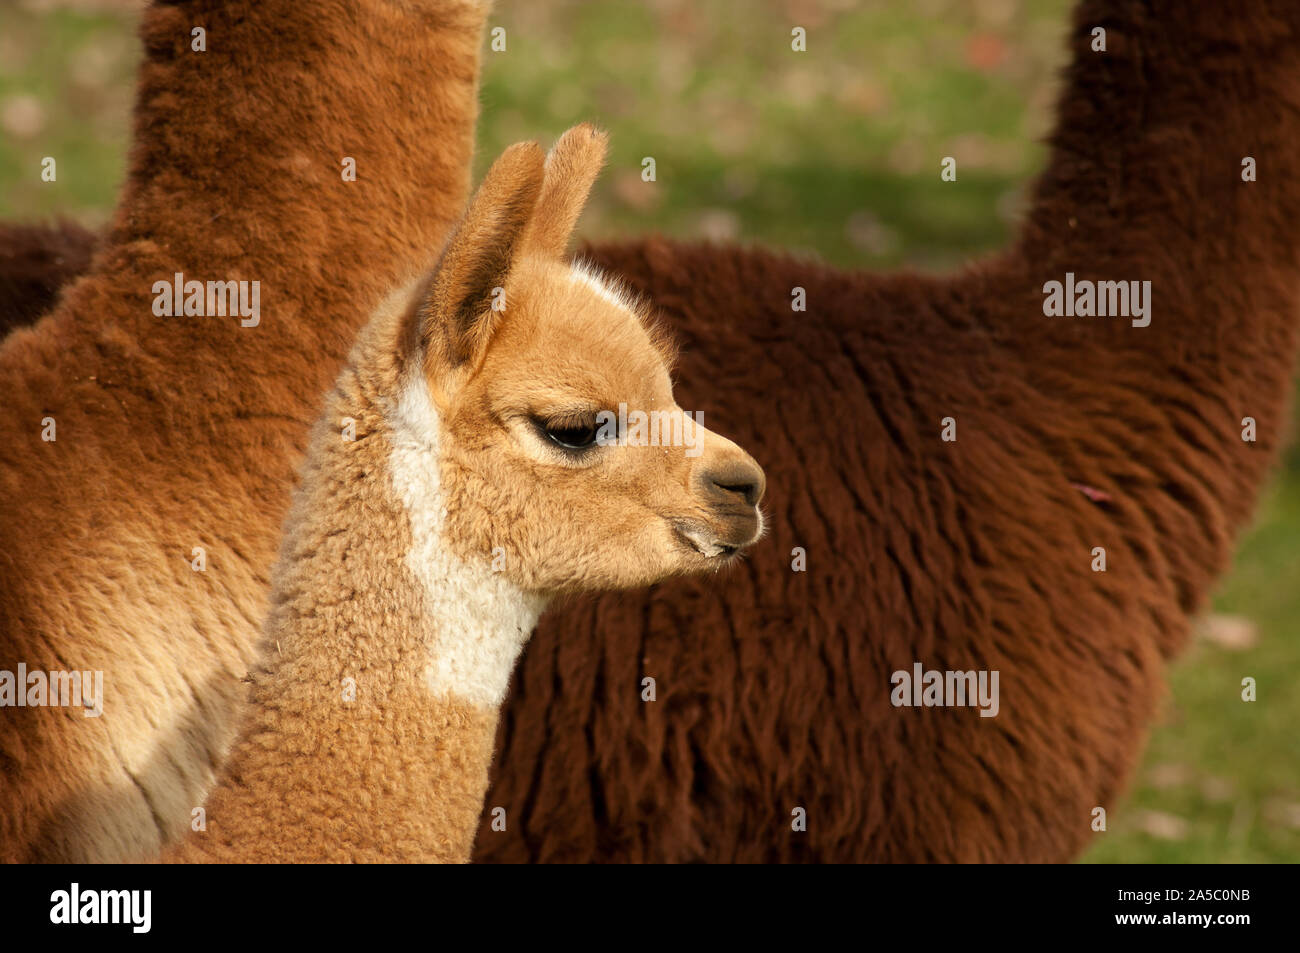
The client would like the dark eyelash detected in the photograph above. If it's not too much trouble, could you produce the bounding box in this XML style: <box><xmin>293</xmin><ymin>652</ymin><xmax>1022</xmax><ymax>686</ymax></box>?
<box><xmin>533</xmin><ymin>414</ymin><xmax>601</xmax><ymax>452</ymax></box>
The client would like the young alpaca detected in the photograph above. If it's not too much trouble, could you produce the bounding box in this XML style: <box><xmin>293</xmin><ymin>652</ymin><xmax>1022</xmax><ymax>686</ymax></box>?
<box><xmin>165</xmin><ymin>127</ymin><xmax>765</xmax><ymax>863</ymax></box>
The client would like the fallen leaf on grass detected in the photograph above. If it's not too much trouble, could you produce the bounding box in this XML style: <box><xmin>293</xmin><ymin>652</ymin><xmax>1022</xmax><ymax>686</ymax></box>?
<box><xmin>1133</xmin><ymin>809</ymin><xmax>1189</xmax><ymax>840</ymax></box>
<box><xmin>1194</xmin><ymin>614</ymin><xmax>1258</xmax><ymax>651</ymax></box>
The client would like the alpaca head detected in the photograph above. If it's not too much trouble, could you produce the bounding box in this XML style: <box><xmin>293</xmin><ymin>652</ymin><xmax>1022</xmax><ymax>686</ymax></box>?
<box><xmin>391</xmin><ymin>124</ymin><xmax>765</xmax><ymax>593</ymax></box>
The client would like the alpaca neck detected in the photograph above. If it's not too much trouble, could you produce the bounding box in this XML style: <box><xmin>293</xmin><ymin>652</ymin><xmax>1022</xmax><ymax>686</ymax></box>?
<box><xmin>93</xmin><ymin>0</ymin><xmax>484</xmax><ymax>371</ymax></box>
<box><xmin>167</xmin><ymin>356</ymin><xmax>547</xmax><ymax>863</ymax></box>
<box><xmin>1021</xmin><ymin>2</ymin><xmax>1300</xmax><ymax>324</ymax></box>
<box><xmin>388</xmin><ymin>371</ymin><xmax>551</xmax><ymax>710</ymax></box>
<box><xmin>991</xmin><ymin>0</ymin><xmax>1300</xmax><ymax>612</ymax></box>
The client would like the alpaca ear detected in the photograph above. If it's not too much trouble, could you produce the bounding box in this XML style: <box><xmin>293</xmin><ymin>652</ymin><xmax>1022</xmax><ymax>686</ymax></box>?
<box><xmin>414</xmin><ymin>140</ymin><xmax>546</xmax><ymax>380</ymax></box>
<box><xmin>522</xmin><ymin>123</ymin><xmax>609</xmax><ymax>259</ymax></box>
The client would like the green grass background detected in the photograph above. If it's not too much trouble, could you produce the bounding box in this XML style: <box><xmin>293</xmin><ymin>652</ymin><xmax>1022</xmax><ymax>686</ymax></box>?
<box><xmin>1</xmin><ymin>0</ymin><xmax>1295</xmax><ymax>862</ymax></box>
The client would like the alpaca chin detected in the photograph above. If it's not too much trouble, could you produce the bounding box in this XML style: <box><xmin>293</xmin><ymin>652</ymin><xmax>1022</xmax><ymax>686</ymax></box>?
<box><xmin>387</xmin><ymin>367</ymin><xmax>548</xmax><ymax>709</ymax></box>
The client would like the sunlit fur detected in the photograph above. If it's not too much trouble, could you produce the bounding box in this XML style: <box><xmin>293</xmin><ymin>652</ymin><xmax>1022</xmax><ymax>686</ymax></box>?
<box><xmin>0</xmin><ymin>0</ymin><xmax>489</xmax><ymax>864</ymax></box>
<box><xmin>164</xmin><ymin>128</ymin><xmax>765</xmax><ymax>862</ymax></box>
<box><xmin>11</xmin><ymin>0</ymin><xmax>1295</xmax><ymax>866</ymax></box>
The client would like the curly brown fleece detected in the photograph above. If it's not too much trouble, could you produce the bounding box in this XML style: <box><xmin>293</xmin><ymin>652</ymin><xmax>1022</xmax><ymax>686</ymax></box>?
<box><xmin>472</xmin><ymin>1</ymin><xmax>1300</xmax><ymax>862</ymax></box>
<box><xmin>0</xmin><ymin>0</ymin><xmax>487</xmax><ymax>863</ymax></box>
<box><xmin>6</xmin><ymin>0</ymin><xmax>1300</xmax><ymax>863</ymax></box>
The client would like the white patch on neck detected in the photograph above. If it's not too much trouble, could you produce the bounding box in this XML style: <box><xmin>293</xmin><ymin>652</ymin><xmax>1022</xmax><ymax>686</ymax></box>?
<box><xmin>387</xmin><ymin>369</ymin><xmax>546</xmax><ymax>709</ymax></box>
<box><xmin>570</xmin><ymin>260</ymin><xmax>638</xmax><ymax>314</ymax></box>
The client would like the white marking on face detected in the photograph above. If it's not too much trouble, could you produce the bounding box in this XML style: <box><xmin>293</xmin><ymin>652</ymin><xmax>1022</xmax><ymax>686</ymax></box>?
<box><xmin>387</xmin><ymin>369</ymin><xmax>547</xmax><ymax>709</ymax></box>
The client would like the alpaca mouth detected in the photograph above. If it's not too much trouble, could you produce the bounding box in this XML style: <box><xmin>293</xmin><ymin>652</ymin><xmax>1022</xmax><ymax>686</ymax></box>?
<box><xmin>673</xmin><ymin>521</ymin><xmax>755</xmax><ymax>559</ymax></box>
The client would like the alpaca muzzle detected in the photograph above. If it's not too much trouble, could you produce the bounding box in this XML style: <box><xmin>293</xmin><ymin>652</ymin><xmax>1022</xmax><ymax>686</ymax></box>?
<box><xmin>677</xmin><ymin>455</ymin><xmax>767</xmax><ymax>557</ymax></box>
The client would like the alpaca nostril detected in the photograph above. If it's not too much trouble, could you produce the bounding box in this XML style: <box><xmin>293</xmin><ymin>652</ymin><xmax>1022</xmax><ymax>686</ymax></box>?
<box><xmin>703</xmin><ymin>460</ymin><xmax>765</xmax><ymax>507</ymax></box>
<box><xmin>716</xmin><ymin>478</ymin><xmax>761</xmax><ymax>507</ymax></box>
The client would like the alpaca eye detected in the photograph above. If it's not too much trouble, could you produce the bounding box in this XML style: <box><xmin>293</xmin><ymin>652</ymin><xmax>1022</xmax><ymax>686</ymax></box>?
<box><xmin>541</xmin><ymin>418</ymin><xmax>599</xmax><ymax>451</ymax></box>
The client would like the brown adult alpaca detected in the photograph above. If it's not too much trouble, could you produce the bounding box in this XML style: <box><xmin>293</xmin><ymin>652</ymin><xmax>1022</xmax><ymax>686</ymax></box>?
<box><xmin>477</xmin><ymin>0</ymin><xmax>1300</xmax><ymax>862</ymax></box>
<box><xmin>165</xmin><ymin>129</ymin><xmax>764</xmax><ymax>863</ymax></box>
<box><xmin>0</xmin><ymin>0</ymin><xmax>489</xmax><ymax>863</ymax></box>
<box><xmin>0</xmin><ymin>222</ymin><xmax>95</xmax><ymax>337</ymax></box>
<box><xmin>6</xmin><ymin>0</ymin><xmax>1299</xmax><ymax>863</ymax></box>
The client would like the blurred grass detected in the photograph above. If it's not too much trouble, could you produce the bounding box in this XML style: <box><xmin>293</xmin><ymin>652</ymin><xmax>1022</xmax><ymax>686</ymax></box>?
<box><xmin>0</xmin><ymin>2</ymin><xmax>136</xmax><ymax>222</ymax></box>
<box><xmin>477</xmin><ymin>0</ymin><xmax>1069</xmax><ymax>270</ymax></box>
<box><xmin>2</xmin><ymin>0</ymin><xmax>1297</xmax><ymax>863</ymax></box>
